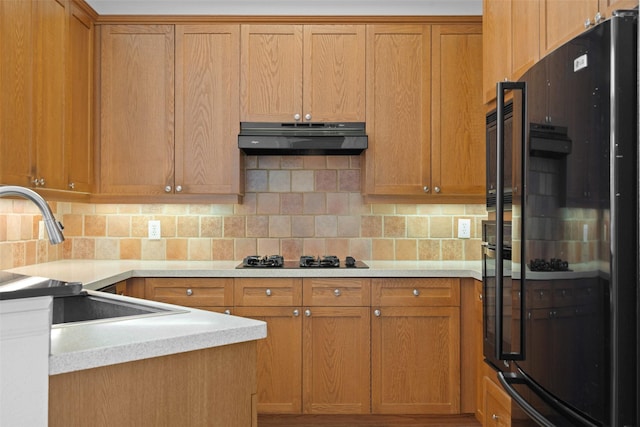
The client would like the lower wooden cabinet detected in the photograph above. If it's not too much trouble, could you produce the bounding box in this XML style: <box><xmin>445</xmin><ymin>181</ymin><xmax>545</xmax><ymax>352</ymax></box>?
<box><xmin>371</xmin><ymin>278</ymin><xmax>461</xmax><ymax>414</ymax></box>
<box><xmin>144</xmin><ymin>277</ymin><xmax>234</xmax><ymax>313</ymax></box>
<box><xmin>483</xmin><ymin>376</ymin><xmax>511</xmax><ymax>427</ymax></box>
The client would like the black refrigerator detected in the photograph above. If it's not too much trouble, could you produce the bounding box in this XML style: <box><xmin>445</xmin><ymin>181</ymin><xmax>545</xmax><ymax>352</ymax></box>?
<box><xmin>483</xmin><ymin>10</ymin><xmax>639</xmax><ymax>427</ymax></box>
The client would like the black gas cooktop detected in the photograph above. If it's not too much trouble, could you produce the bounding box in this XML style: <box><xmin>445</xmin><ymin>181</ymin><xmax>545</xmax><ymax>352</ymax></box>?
<box><xmin>236</xmin><ymin>255</ymin><xmax>369</xmax><ymax>269</ymax></box>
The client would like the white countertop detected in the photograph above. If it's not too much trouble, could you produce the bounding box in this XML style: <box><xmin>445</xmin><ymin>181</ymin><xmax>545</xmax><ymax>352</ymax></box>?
<box><xmin>6</xmin><ymin>259</ymin><xmax>482</xmax><ymax>376</ymax></box>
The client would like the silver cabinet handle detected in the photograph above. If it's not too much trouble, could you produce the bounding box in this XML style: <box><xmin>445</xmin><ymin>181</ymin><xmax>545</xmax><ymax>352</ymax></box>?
<box><xmin>294</xmin><ymin>113</ymin><xmax>301</xmax><ymax>121</ymax></box>
<box><xmin>32</xmin><ymin>178</ymin><xmax>39</xmax><ymax>186</ymax></box>
<box><xmin>374</xmin><ymin>309</ymin><xmax>381</xmax><ymax>317</ymax></box>
<box><xmin>224</xmin><ymin>309</ymin><xmax>231</xmax><ymax>315</ymax></box>
<box><xmin>164</xmin><ymin>185</ymin><xmax>172</xmax><ymax>193</ymax></box>
<box><xmin>175</xmin><ymin>185</ymin><xmax>182</xmax><ymax>192</ymax></box>
<box><xmin>412</xmin><ymin>289</ymin><xmax>420</xmax><ymax>296</ymax></box>
<box><xmin>68</xmin><ymin>182</ymin><xmax>75</xmax><ymax>190</ymax></box>
<box><xmin>434</xmin><ymin>186</ymin><xmax>441</xmax><ymax>193</ymax></box>
<box><xmin>186</xmin><ymin>289</ymin><xmax>193</xmax><ymax>296</ymax></box>
<box><xmin>305</xmin><ymin>113</ymin><xmax>312</xmax><ymax>121</ymax></box>
<box><xmin>492</xmin><ymin>414</ymin><xmax>499</xmax><ymax>421</ymax></box>
<box><xmin>38</xmin><ymin>178</ymin><xmax>45</xmax><ymax>186</ymax></box>
<box><xmin>423</xmin><ymin>186</ymin><xmax>429</xmax><ymax>193</ymax></box>
<box><xmin>584</xmin><ymin>17</ymin><xmax>592</xmax><ymax>28</ymax></box>
<box><xmin>334</xmin><ymin>289</ymin><xmax>341</xmax><ymax>297</ymax></box>
<box><xmin>293</xmin><ymin>309</ymin><xmax>300</xmax><ymax>317</ymax></box>
<box><xmin>304</xmin><ymin>309</ymin><xmax>311</xmax><ymax>317</ymax></box>
<box><xmin>265</xmin><ymin>289</ymin><xmax>272</xmax><ymax>296</ymax></box>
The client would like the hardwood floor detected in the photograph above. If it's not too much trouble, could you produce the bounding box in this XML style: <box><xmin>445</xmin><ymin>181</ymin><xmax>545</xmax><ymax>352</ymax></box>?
<box><xmin>258</xmin><ymin>414</ymin><xmax>482</xmax><ymax>427</ymax></box>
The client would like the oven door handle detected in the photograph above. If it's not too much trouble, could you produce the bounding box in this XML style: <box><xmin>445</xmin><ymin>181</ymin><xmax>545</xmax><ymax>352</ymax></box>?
<box><xmin>496</xmin><ymin>81</ymin><xmax>526</xmax><ymax>361</ymax></box>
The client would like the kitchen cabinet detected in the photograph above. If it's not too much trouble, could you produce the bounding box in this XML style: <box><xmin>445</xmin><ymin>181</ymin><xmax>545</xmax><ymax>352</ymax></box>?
<box><xmin>371</xmin><ymin>278</ymin><xmax>460</xmax><ymax>414</ymax></box>
<box><xmin>302</xmin><ymin>278</ymin><xmax>371</xmax><ymax>414</ymax></box>
<box><xmin>0</xmin><ymin>0</ymin><xmax>93</xmax><ymax>195</ymax></box>
<box><xmin>364</xmin><ymin>23</ymin><xmax>484</xmax><ymax>202</ymax></box>
<box><xmin>144</xmin><ymin>277</ymin><xmax>234</xmax><ymax>313</ymax></box>
<box><xmin>49</xmin><ymin>341</ymin><xmax>258</xmax><ymax>427</ymax></box>
<box><xmin>98</xmin><ymin>24</ymin><xmax>242</xmax><ymax>201</ymax></box>
<box><xmin>483</xmin><ymin>376</ymin><xmax>511</xmax><ymax>427</ymax></box>
<box><xmin>234</xmin><ymin>278</ymin><xmax>303</xmax><ymax>414</ymax></box>
<box><xmin>240</xmin><ymin>25</ymin><xmax>365</xmax><ymax>122</ymax></box>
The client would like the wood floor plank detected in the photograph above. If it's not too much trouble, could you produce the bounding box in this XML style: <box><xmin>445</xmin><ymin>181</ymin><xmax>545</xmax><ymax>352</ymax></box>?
<box><xmin>257</xmin><ymin>414</ymin><xmax>481</xmax><ymax>427</ymax></box>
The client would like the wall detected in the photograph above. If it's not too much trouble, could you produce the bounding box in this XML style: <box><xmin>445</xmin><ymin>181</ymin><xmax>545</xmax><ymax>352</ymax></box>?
<box><xmin>0</xmin><ymin>156</ymin><xmax>487</xmax><ymax>269</ymax></box>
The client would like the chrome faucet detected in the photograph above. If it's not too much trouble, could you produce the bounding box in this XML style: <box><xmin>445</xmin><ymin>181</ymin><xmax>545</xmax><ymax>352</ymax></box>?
<box><xmin>0</xmin><ymin>185</ymin><xmax>64</xmax><ymax>244</ymax></box>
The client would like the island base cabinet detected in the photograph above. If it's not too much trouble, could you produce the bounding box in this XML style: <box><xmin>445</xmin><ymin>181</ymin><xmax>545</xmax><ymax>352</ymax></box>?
<box><xmin>49</xmin><ymin>341</ymin><xmax>257</xmax><ymax>427</ymax></box>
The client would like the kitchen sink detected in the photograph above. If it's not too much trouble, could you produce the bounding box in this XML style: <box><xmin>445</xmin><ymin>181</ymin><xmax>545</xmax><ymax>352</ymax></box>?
<box><xmin>52</xmin><ymin>292</ymin><xmax>180</xmax><ymax>326</ymax></box>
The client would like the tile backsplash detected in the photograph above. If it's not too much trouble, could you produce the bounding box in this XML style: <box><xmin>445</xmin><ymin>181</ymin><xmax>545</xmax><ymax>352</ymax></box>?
<box><xmin>0</xmin><ymin>156</ymin><xmax>487</xmax><ymax>269</ymax></box>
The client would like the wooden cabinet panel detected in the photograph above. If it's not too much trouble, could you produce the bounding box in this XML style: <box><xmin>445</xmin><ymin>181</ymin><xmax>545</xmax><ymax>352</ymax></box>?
<box><xmin>302</xmin><ymin>306</ymin><xmax>370</xmax><ymax>414</ymax></box>
<box><xmin>99</xmin><ymin>24</ymin><xmax>175</xmax><ymax>195</ymax></box>
<box><xmin>431</xmin><ymin>24</ymin><xmax>484</xmax><ymax>198</ymax></box>
<box><xmin>371</xmin><ymin>278</ymin><xmax>459</xmax><ymax>307</ymax></box>
<box><xmin>240</xmin><ymin>25</ymin><xmax>303</xmax><ymax>122</ymax></box>
<box><xmin>483</xmin><ymin>376</ymin><xmax>511</xmax><ymax>427</ymax></box>
<box><xmin>482</xmin><ymin>0</ymin><xmax>511</xmax><ymax>103</ymax></box>
<box><xmin>364</xmin><ymin>24</ymin><xmax>431</xmax><ymax>197</ymax></box>
<box><xmin>235</xmin><ymin>306</ymin><xmax>303</xmax><ymax>414</ymax></box>
<box><xmin>371</xmin><ymin>306</ymin><xmax>460</xmax><ymax>414</ymax></box>
<box><xmin>144</xmin><ymin>277</ymin><xmax>234</xmax><ymax>307</ymax></box>
<box><xmin>302</xmin><ymin>278</ymin><xmax>370</xmax><ymax>307</ymax></box>
<box><xmin>302</xmin><ymin>25</ymin><xmax>366</xmax><ymax>122</ymax></box>
<box><xmin>540</xmin><ymin>0</ymin><xmax>599</xmax><ymax>55</ymax></box>
<box><xmin>175</xmin><ymin>24</ymin><xmax>242</xmax><ymax>196</ymax></box>
<box><xmin>235</xmin><ymin>278</ymin><xmax>302</xmax><ymax>307</ymax></box>
<box><xmin>511</xmin><ymin>0</ymin><xmax>540</xmax><ymax>81</ymax></box>
<box><xmin>66</xmin><ymin>1</ymin><xmax>93</xmax><ymax>193</ymax></box>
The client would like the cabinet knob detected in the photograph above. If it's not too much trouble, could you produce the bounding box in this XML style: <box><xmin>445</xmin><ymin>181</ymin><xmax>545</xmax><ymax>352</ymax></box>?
<box><xmin>492</xmin><ymin>414</ymin><xmax>499</xmax><ymax>421</ymax></box>
<box><xmin>224</xmin><ymin>309</ymin><xmax>231</xmax><ymax>315</ymax></box>
<box><xmin>186</xmin><ymin>288</ymin><xmax>193</xmax><ymax>296</ymax></box>
<box><xmin>68</xmin><ymin>182</ymin><xmax>75</xmax><ymax>190</ymax></box>
<box><xmin>412</xmin><ymin>289</ymin><xmax>420</xmax><ymax>297</ymax></box>
<box><xmin>265</xmin><ymin>288</ymin><xmax>272</xmax><ymax>296</ymax></box>
<box><xmin>164</xmin><ymin>185</ymin><xmax>172</xmax><ymax>193</ymax></box>
<box><xmin>584</xmin><ymin>17</ymin><xmax>592</xmax><ymax>28</ymax></box>
<box><xmin>293</xmin><ymin>113</ymin><xmax>301</xmax><ymax>121</ymax></box>
<box><xmin>334</xmin><ymin>289</ymin><xmax>341</xmax><ymax>297</ymax></box>
<box><xmin>293</xmin><ymin>309</ymin><xmax>300</xmax><ymax>317</ymax></box>
<box><xmin>434</xmin><ymin>186</ymin><xmax>441</xmax><ymax>193</ymax></box>
<box><xmin>374</xmin><ymin>309</ymin><xmax>381</xmax><ymax>317</ymax></box>
<box><xmin>32</xmin><ymin>178</ymin><xmax>39</xmax><ymax>186</ymax></box>
<box><xmin>304</xmin><ymin>309</ymin><xmax>311</xmax><ymax>317</ymax></box>
<box><xmin>175</xmin><ymin>185</ymin><xmax>182</xmax><ymax>192</ymax></box>
<box><xmin>423</xmin><ymin>186</ymin><xmax>430</xmax><ymax>193</ymax></box>
<box><xmin>594</xmin><ymin>12</ymin><xmax>603</xmax><ymax>24</ymax></box>
<box><xmin>304</xmin><ymin>113</ymin><xmax>312</xmax><ymax>121</ymax></box>
<box><xmin>479</xmin><ymin>294</ymin><xmax>483</xmax><ymax>301</ymax></box>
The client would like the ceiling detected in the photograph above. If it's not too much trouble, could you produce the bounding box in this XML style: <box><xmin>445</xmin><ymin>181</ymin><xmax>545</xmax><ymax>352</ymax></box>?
<box><xmin>84</xmin><ymin>0</ymin><xmax>482</xmax><ymax>16</ymax></box>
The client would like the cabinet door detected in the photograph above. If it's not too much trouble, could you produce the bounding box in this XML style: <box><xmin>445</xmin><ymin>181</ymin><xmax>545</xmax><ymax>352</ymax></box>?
<box><xmin>240</xmin><ymin>25</ymin><xmax>303</xmax><ymax>122</ymax></box>
<box><xmin>431</xmin><ymin>24</ymin><xmax>484</xmax><ymax>199</ymax></box>
<box><xmin>234</xmin><ymin>306</ymin><xmax>303</xmax><ymax>414</ymax></box>
<box><xmin>364</xmin><ymin>25</ymin><xmax>431</xmax><ymax>197</ymax></box>
<box><xmin>66</xmin><ymin>1</ymin><xmax>93</xmax><ymax>193</ymax></box>
<box><xmin>511</xmin><ymin>0</ymin><xmax>540</xmax><ymax>81</ymax></box>
<box><xmin>302</xmin><ymin>306</ymin><xmax>370</xmax><ymax>414</ymax></box>
<box><xmin>371</xmin><ymin>306</ymin><xmax>460</xmax><ymax>414</ymax></box>
<box><xmin>540</xmin><ymin>0</ymin><xmax>598</xmax><ymax>55</ymax></box>
<box><xmin>175</xmin><ymin>24</ymin><xmax>241</xmax><ymax>196</ymax></box>
<box><xmin>483</xmin><ymin>376</ymin><xmax>511</xmax><ymax>427</ymax></box>
<box><xmin>33</xmin><ymin>0</ymin><xmax>67</xmax><ymax>190</ymax></box>
<box><xmin>99</xmin><ymin>24</ymin><xmax>174</xmax><ymax>195</ymax></box>
<box><xmin>0</xmin><ymin>0</ymin><xmax>33</xmax><ymax>186</ymax></box>
<box><xmin>303</xmin><ymin>25</ymin><xmax>365</xmax><ymax>122</ymax></box>
<box><xmin>482</xmin><ymin>0</ymin><xmax>511</xmax><ymax>103</ymax></box>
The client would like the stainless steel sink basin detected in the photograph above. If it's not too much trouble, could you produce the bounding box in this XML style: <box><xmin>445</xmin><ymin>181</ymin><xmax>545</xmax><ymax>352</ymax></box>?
<box><xmin>52</xmin><ymin>293</ymin><xmax>180</xmax><ymax>326</ymax></box>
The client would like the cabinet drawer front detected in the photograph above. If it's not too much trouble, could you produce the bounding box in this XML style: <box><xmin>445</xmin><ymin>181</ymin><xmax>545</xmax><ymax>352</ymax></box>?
<box><xmin>235</xmin><ymin>278</ymin><xmax>302</xmax><ymax>306</ymax></box>
<box><xmin>144</xmin><ymin>278</ymin><xmax>233</xmax><ymax>307</ymax></box>
<box><xmin>302</xmin><ymin>278</ymin><xmax>370</xmax><ymax>306</ymax></box>
<box><xmin>372</xmin><ymin>278</ymin><xmax>460</xmax><ymax>306</ymax></box>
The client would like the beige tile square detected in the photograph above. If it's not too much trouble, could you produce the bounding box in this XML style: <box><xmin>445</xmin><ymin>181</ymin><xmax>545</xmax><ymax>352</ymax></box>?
<box><xmin>257</xmin><ymin>238</ymin><xmax>280</xmax><ymax>255</ymax></box>
<box><xmin>131</xmin><ymin>216</ymin><xmax>153</xmax><ymax>238</ymax></box>
<box><xmin>269</xmin><ymin>216</ymin><xmax>291</xmax><ymax>237</ymax></box>
<box><xmin>315</xmin><ymin>170</ymin><xmax>337</xmax><ymax>191</ymax></box>
<box><xmin>281</xmin><ymin>193</ymin><xmax>303</xmax><ymax>215</ymax></box>
<box><xmin>347</xmin><ymin>238</ymin><xmax>371</xmax><ymax>260</ymax></box>
<box><xmin>235</xmin><ymin>193</ymin><xmax>257</xmax><ymax>215</ymax></box>
<box><xmin>327</xmin><ymin>193</ymin><xmax>349</xmax><ymax>215</ymax></box>
<box><xmin>258</xmin><ymin>156</ymin><xmax>280</xmax><ymax>169</ymax></box>
<box><xmin>338</xmin><ymin>169</ymin><xmax>360</xmax><ymax>192</ymax></box>
<box><xmin>303</xmin><ymin>193</ymin><xmax>325</xmax><ymax>214</ymax></box>
<box><xmin>430</xmin><ymin>216</ymin><xmax>453</xmax><ymax>238</ymax></box>
<box><xmin>281</xmin><ymin>238</ymin><xmax>303</xmax><ymax>260</ymax></box>
<box><xmin>418</xmin><ymin>239</ymin><xmax>441</xmax><ymax>260</ymax></box>
<box><xmin>396</xmin><ymin>239</ymin><xmax>417</xmax><ymax>260</ymax></box>
<box><xmin>189</xmin><ymin>239</ymin><xmax>212</xmax><ymax>261</ymax></box>
<box><xmin>326</xmin><ymin>238</ymin><xmax>350</xmax><ymax>259</ymax></box>
<box><xmin>246</xmin><ymin>169</ymin><xmax>268</xmax><ymax>193</ymax></box>
<box><xmin>292</xmin><ymin>216</ymin><xmax>315</xmax><ymax>237</ymax></box>
<box><xmin>212</xmin><ymin>239</ymin><xmax>234</xmax><ymax>260</ymax></box>
<box><xmin>303</xmin><ymin>238</ymin><xmax>326</xmax><ymax>256</ymax></box>
<box><xmin>407</xmin><ymin>216</ymin><xmax>429</xmax><ymax>238</ymax></box>
<box><xmin>158</xmin><ymin>216</ymin><xmax>177</xmax><ymax>238</ymax></box>
<box><xmin>360</xmin><ymin>215</ymin><xmax>382</xmax><ymax>237</ymax></box>
<box><xmin>141</xmin><ymin>239</ymin><xmax>166</xmax><ymax>260</ymax></box>
<box><xmin>326</xmin><ymin>156</ymin><xmax>350</xmax><ymax>169</ymax></box>
<box><xmin>337</xmin><ymin>215</ymin><xmax>360</xmax><ymax>238</ymax></box>
<box><xmin>464</xmin><ymin>238</ymin><xmax>482</xmax><ymax>260</ymax></box>
<box><xmin>247</xmin><ymin>216</ymin><xmax>269</xmax><ymax>238</ymax></box>
<box><xmin>167</xmin><ymin>239</ymin><xmax>188</xmax><ymax>260</ymax></box>
<box><xmin>257</xmin><ymin>193</ymin><xmax>280</xmax><ymax>214</ymax></box>
<box><xmin>281</xmin><ymin>156</ymin><xmax>304</xmax><ymax>169</ymax></box>
<box><xmin>372</xmin><ymin>239</ymin><xmax>394</xmax><ymax>260</ymax></box>
<box><xmin>442</xmin><ymin>239</ymin><xmax>464</xmax><ymax>260</ymax></box>
<box><xmin>383</xmin><ymin>216</ymin><xmax>406</xmax><ymax>238</ymax></box>
<box><xmin>269</xmin><ymin>170</ymin><xmax>291</xmax><ymax>192</ymax></box>
<box><xmin>120</xmin><ymin>239</ymin><xmax>141</xmax><ymax>259</ymax></box>
<box><xmin>224</xmin><ymin>216</ymin><xmax>246</xmax><ymax>238</ymax></box>
<box><xmin>177</xmin><ymin>216</ymin><xmax>199</xmax><ymax>237</ymax></box>
<box><xmin>201</xmin><ymin>216</ymin><xmax>223</xmax><ymax>237</ymax></box>
<box><xmin>107</xmin><ymin>216</ymin><xmax>131</xmax><ymax>237</ymax></box>
<box><xmin>303</xmin><ymin>156</ymin><xmax>326</xmax><ymax>169</ymax></box>
<box><xmin>315</xmin><ymin>215</ymin><xmax>337</xmax><ymax>237</ymax></box>
<box><xmin>234</xmin><ymin>238</ymin><xmax>257</xmax><ymax>259</ymax></box>
<box><xmin>62</xmin><ymin>214</ymin><xmax>83</xmax><ymax>237</ymax></box>
<box><xmin>96</xmin><ymin>239</ymin><xmax>120</xmax><ymax>259</ymax></box>
<box><xmin>73</xmin><ymin>238</ymin><xmax>96</xmax><ymax>259</ymax></box>
<box><xmin>291</xmin><ymin>170</ymin><xmax>315</xmax><ymax>192</ymax></box>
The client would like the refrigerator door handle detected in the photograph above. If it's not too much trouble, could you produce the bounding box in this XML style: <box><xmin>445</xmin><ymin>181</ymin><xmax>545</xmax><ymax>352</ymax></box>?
<box><xmin>496</xmin><ymin>81</ymin><xmax>526</xmax><ymax>361</ymax></box>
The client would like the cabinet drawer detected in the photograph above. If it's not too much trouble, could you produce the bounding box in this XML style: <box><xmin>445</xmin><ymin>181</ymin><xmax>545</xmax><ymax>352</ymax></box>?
<box><xmin>144</xmin><ymin>278</ymin><xmax>234</xmax><ymax>307</ymax></box>
<box><xmin>483</xmin><ymin>376</ymin><xmax>511</xmax><ymax>426</ymax></box>
<box><xmin>302</xmin><ymin>278</ymin><xmax>370</xmax><ymax>306</ymax></box>
<box><xmin>372</xmin><ymin>278</ymin><xmax>460</xmax><ymax>307</ymax></box>
<box><xmin>235</xmin><ymin>278</ymin><xmax>302</xmax><ymax>306</ymax></box>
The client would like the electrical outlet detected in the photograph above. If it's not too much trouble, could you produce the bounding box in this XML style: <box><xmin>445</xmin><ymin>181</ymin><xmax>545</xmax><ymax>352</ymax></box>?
<box><xmin>148</xmin><ymin>220</ymin><xmax>161</xmax><ymax>240</ymax></box>
<box><xmin>458</xmin><ymin>218</ymin><xmax>471</xmax><ymax>239</ymax></box>
<box><xmin>38</xmin><ymin>221</ymin><xmax>45</xmax><ymax>240</ymax></box>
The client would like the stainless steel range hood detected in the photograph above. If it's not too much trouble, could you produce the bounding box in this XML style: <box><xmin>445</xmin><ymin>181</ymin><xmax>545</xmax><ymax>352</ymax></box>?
<box><xmin>238</xmin><ymin>122</ymin><xmax>368</xmax><ymax>155</ymax></box>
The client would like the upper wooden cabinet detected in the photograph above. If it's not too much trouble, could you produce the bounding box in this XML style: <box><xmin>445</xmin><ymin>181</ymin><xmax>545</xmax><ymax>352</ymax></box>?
<box><xmin>483</xmin><ymin>0</ymin><xmax>637</xmax><ymax>104</ymax></box>
<box><xmin>98</xmin><ymin>24</ymin><xmax>242</xmax><ymax>201</ymax></box>
<box><xmin>0</xmin><ymin>0</ymin><xmax>93</xmax><ymax>196</ymax></box>
<box><xmin>364</xmin><ymin>23</ymin><xmax>484</xmax><ymax>203</ymax></box>
<box><xmin>240</xmin><ymin>24</ymin><xmax>365</xmax><ymax>123</ymax></box>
